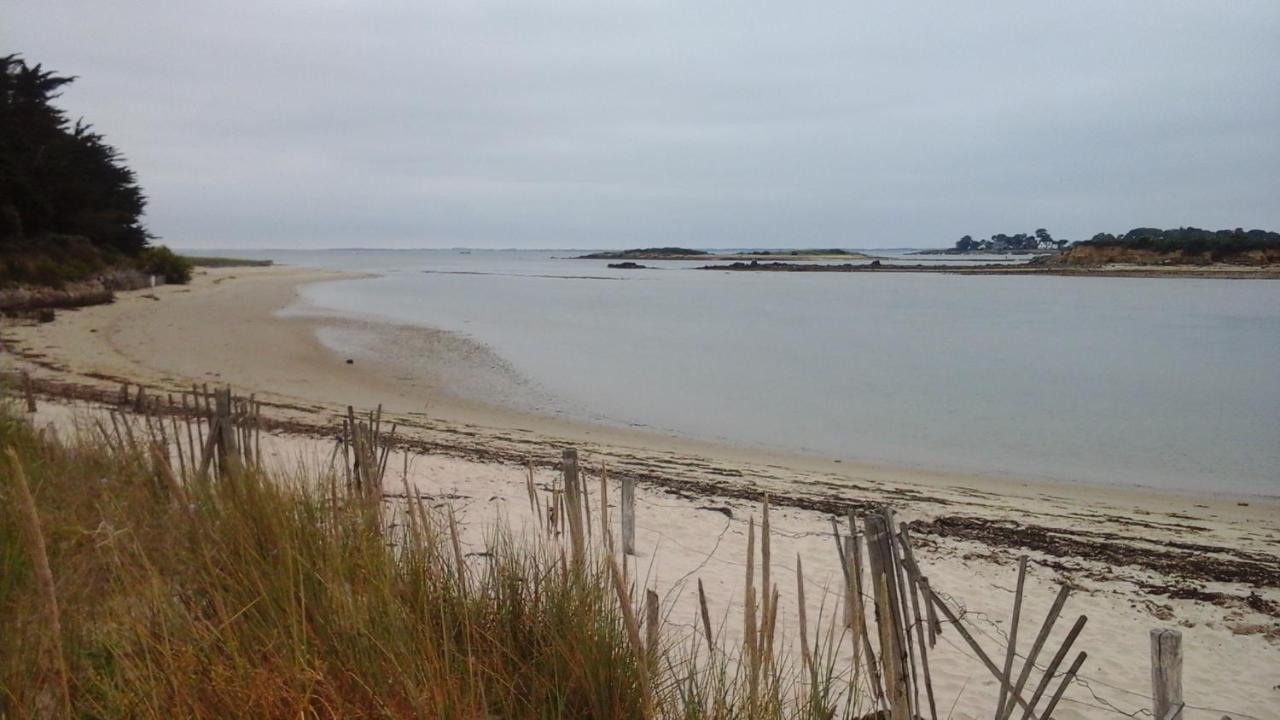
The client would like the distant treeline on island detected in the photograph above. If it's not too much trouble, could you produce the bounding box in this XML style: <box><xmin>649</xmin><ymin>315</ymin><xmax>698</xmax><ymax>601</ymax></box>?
<box><xmin>941</xmin><ymin>227</ymin><xmax>1279</xmax><ymax>265</ymax></box>
<box><xmin>949</xmin><ymin>229</ymin><xmax>1066</xmax><ymax>253</ymax></box>
<box><xmin>1079</xmin><ymin>227</ymin><xmax>1280</xmax><ymax>254</ymax></box>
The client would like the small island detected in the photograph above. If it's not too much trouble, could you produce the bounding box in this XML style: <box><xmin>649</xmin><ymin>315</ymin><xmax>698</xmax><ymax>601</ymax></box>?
<box><xmin>607</xmin><ymin>261</ymin><xmax>650</xmax><ymax>269</ymax></box>
<box><xmin>697</xmin><ymin>227</ymin><xmax>1280</xmax><ymax>278</ymax></box>
<box><xmin>1048</xmin><ymin>227</ymin><xmax>1280</xmax><ymax>267</ymax></box>
<box><xmin>913</xmin><ymin>229</ymin><xmax>1067</xmax><ymax>255</ymax></box>
<box><xmin>578</xmin><ymin>247</ymin><xmax>870</xmax><ymax>261</ymax></box>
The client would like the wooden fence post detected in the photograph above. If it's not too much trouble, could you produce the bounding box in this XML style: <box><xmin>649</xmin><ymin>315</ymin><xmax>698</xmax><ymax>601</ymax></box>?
<box><xmin>562</xmin><ymin>448</ymin><xmax>585</xmax><ymax>564</ymax></box>
<box><xmin>865</xmin><ymin>511</ymin><xmax>912</xmax><ymax>720</ymax></box>
<box><xmin>214</xmin><ymin>388</ymin><xmax>236</xmax><ymax>477</ymax></box>
<box><xmin>1151</xmin><ymin>628</ymin><xmax>1183</xmax><ymax>720</ymax></box>
<box><xmin>645</xmin><ymin>589</ymin><xmax>661</xmax><ymax>660</ymax></box>
<box><xmin>621</xmin><ymin>474</ymin><xmax>636</xmax><ymax>555</ymax></box>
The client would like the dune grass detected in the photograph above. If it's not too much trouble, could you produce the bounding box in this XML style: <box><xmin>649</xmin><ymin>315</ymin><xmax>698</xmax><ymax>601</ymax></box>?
<box><xmin>0</xmin><ymin>405</ymin><xmax>862</xmax><ymax>718</ymax></box>
<box><xmin>181</xmin><ymin>255</ymin><xmax>274</xmax><ymax>268</ymax></box>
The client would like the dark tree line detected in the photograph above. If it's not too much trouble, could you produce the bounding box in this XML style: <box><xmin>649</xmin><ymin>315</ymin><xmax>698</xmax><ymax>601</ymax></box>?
<box><xmin>1</xmin><ymin>54</ymin><xmax>186</xmax><ymax>284</ymax></box>
<box><xmin>954</xmin><ymin>229</ymin><xmax>1067</xmax><ymax>252</ymax></box>
<box><xmin>1082</xmin><ymin>227</ymin><xmax>1280</xmax><ymax>255</ymax></box>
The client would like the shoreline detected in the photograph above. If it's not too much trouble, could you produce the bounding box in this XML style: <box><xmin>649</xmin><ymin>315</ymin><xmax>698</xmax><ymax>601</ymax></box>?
<box><xmin>5</xmin><ymin>265</ymin><xmax>1279</xmax><ymax>718</ymax></box>
<box><xmin>697</xmin><ymin>260</ymin><xmax>1280</xmax><ymax>279</ymax></box>
<box><xmin>4</xmin><ymin>265</ymin><xmax>1276</xmax><ymax>509</ymax></box>
<box><xmin>10</xmin><ymin>264</ymin><xmax>1269</xmax><ymax>504</ymax></box>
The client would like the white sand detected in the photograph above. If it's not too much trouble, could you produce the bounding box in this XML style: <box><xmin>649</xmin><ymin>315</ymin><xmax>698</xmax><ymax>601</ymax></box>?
<box><xmin>6</xmin><ymin>266</ymin><xmax>1278</xmax><ymax>719</ymax></box>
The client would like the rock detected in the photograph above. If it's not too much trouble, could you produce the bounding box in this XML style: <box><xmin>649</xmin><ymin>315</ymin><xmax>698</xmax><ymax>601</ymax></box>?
<box><xmin>345</xmin><ymin>358</ymin><xmax>354</xmax><ymax>365</ymax></box>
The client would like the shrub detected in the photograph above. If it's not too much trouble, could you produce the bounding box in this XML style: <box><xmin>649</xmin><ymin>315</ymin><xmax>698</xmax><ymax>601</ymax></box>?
<box><xmin>0</xmin><ymin>234</ymin><xmax>114</xmax><ymax>287</ymax></box>
<box><xmin>138</xmin><ymin>245</ymin><xmax>193</xmax><ymax>284</ymax></box>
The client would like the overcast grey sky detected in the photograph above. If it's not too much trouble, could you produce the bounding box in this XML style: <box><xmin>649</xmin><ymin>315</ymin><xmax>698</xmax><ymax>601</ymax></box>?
<box><xmin>6</xmin><ymin>1</ymin><xmax>1279</xmax><ymax>249</ymax></box>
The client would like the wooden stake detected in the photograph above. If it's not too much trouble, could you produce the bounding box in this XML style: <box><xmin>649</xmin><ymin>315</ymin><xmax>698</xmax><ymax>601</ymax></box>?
<box><xmin>789</xmin><ymin>554</ymin><xmax>810</xmax><ymax>675</ymax></box>
<box><xmin>998</xmin><ymin>585</ymin><xmax>1071</xmax><ymax>720</ymax></box>
<box><xmin>920</xmin><ymin>575</ymin><xmax>941</xmax><ymax>646</ymax></box>
<box><xmin>1038</xmin><ymin>652</ymin><xmax>1087</xmax><ymax>720</ymax></box>
<box><xmin>697</xmin><ymin>578</ymin><xmax>715</xmax><ymax>654</ymax></box>
<box><xmin>900</xmin><ymin>528</ymin><xmax>938</xmax><ymax>720</ymax></box>
<box><xmin>599</xmin><ymin>462</ymin><xmax>610</xmax><ymax>551</ymax></box>
<box><xmin>925</xmin><ymin>585</ymin><xmax>1034</xmax><ymax>715</ymax></box>
<box><xmin>847</xmin><ymin>521</ymin><xmax>885</xmax><ymax>708</ymax></box>
<box><xmin>645</xmin><ymin>589</ymin><xmax>660</xmax><ymax>661</ymax></box>
<box><xmin>621</xmin><ymin>473</ymin><xmax>636</xmax><ymax>555</ymax></box>
<box><xmin>524</xmin><ymin>460</ymin><xmax>540</xmax><ymax>523</ymax></box>
<box><xmin>1018</xmin><ymin>614</ymin><xmax>1087</xmax><ymax>720</ymax></box>
<box><xmin>885</xmin><ymin>511</ymin><xmax>920</xmax><ymax>716</ymax></box>
<box><xmin>1150</xmin><ymin>628</ymin><xmax>1183</xmax><ymax>720</ymax></box>
<box><xmin>562</xmin><ymin>448</ymin><xmax>585</xmax><ymax>565</ymax></box>
<box><xmin>866</xmin><ymin>512</ymin><xmax>911</xmax><ymax>720</ymax></box>
<box><xmin>997</xmin><ymin>556</ymin><xmax>1029</xmax><ymax>719</ymax></box>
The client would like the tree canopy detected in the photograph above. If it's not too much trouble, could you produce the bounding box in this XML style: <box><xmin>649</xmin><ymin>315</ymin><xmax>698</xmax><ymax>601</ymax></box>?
<box><xmin>1</xmin><ymin>54</ymin><xmax>151</xmax><ymax>257</ymax></box>
<box><xmin>952</xmin><ymin>230</ymin><xmax>1067</xmax><ymax>252</ymax></box>
<box><xmin>1082</xmin><ymin>227</ymin><xmax>1280</xmax><ymax>255</ymax></box>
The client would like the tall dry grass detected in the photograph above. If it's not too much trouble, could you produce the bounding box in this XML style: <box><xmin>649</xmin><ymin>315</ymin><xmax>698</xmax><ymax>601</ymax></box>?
<box><xmin>0</xmin><ymin>405</ymin><xmax>863</xmax><ymax>719</ymax></box>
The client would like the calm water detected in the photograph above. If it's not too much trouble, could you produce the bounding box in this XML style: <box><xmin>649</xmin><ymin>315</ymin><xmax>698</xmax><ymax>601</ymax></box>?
<box><xmin>205</xmin><ymin>249</ymin><xmax>1280</xmax><ymax>496</ymax></box>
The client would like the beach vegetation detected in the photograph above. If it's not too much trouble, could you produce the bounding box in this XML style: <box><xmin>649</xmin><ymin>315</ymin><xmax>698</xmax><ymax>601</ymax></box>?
<box><xmin>182</xmin><ymin>255</ymin><xmax>275</xmax><ymax>268</ymax></box>
<box><xmin>138</xmin><ymin>245</ymin><xmax>193</xmax><ymax>284</ymax></box>
<box><xmin>0</xmin><ymin>54</ymin><xmax>182</xmax><ymax>286</ymax></box>
<box><xmin>0</xmin><ymin>404</ymin><xmax>863</xmax><ymax>719</ymax></box>
<box><xmin>1080</xmin><ymin>227</ymin><xmax>1280</xmax><ymax>258</ymax></box>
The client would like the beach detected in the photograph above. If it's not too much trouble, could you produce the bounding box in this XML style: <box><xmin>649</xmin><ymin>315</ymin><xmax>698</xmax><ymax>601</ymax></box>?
<box><xmin>5</xmin><ymin>266</ymin><xmax>1278</xmax><ymax>719</ymax></box>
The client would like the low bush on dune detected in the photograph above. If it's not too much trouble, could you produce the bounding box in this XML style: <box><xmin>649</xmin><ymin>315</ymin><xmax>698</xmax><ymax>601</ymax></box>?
<box><xmin>137</xmin><ymin>245</ymin><xmax>193</xmax><ymax>284</ymax></box>
<box><xmin>0</xmin><ymin>405</ymin><xmax>861</xmax><ymax>719</ymax></box>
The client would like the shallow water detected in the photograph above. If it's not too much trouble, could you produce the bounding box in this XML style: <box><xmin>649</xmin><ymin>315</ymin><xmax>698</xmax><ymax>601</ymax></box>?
<box><xmin>207</xmin><ymin>249</ymin><xmax>1280</xmax><ymax>496</ymax></box>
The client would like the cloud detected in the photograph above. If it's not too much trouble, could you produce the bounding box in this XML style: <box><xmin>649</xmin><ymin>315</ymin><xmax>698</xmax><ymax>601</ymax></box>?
<box><xmin>7</xmin><ymin>0</ymin><xmax>1279</xmax><ymax>248</ymax></box>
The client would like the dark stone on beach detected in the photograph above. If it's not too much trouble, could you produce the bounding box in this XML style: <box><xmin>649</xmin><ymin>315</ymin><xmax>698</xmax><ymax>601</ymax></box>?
<box><xmin>345</xmin><ymin>358</ymin><xmax>354</xmax><ymax>365</ymax></box>
<box><xmin>37</xmin><ymin>308</ymin><xmax>55</xmax><ymax>323</ymax></box>
<box><xmin>869</xmin><ymin>260</ymin><xmax>881</xmax><ymax>267</ymax></box>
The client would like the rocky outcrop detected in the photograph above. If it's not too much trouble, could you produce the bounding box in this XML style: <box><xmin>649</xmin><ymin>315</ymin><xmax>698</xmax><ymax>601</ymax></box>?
<box><xmin>1049</xmin><ymin>244</ymin><xmax>1280</xmax><ymax>267</ymax></box>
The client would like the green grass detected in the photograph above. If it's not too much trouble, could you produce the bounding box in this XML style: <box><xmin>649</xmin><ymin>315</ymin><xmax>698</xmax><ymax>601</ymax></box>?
<box><xmin>0</xmin><ymin>405</ymin><xmax>864</xmax><ymax>719</ymax></box>
<box><xmin>181</xmin><ymin>256</ymin><xmax>275</xmax><ymax>268</ymax></box>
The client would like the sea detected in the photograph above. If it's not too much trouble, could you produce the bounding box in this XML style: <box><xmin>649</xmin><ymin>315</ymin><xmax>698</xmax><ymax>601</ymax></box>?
<box><xmin>194</xmin><ymin>248</ymin><xmax>1280</xmax><ymax>497</ymax></box>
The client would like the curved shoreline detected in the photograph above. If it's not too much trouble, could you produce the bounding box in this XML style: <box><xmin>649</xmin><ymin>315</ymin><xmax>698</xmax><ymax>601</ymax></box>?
<box><xmin>6</xmin><ymin>264</ymin><xmax>1273</xmax><ymax>505</ymax></box>
<box><xmin>6</xmin><ymin>265</ymin><xmax>1280</xmax><ymax>719</ymax></box>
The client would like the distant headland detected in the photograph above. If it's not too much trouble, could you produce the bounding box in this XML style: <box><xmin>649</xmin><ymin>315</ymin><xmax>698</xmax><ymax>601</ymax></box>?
<box><xmin>697</xmin><ymin>228</ymin><xmax>1280</xmax><ymax>278</ymax></box>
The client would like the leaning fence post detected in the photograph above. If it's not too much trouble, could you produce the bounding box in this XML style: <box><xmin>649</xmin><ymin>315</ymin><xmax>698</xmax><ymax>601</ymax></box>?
<box><xmin>1151</xmin><ymin>628</ymin><xmax>1183</xmax><ymax>720</ymax></box>
<box><xmin>621</xmin><ymin>474</ymin><xmax>636</xmax><ymax>555</ymax></box>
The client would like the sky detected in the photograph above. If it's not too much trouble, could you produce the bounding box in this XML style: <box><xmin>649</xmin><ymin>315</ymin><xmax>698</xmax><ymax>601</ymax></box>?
<box><xmin>6</xmin><ymin>1</ymin><xmax>1280</xmax><ymax>249</ymax></box>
